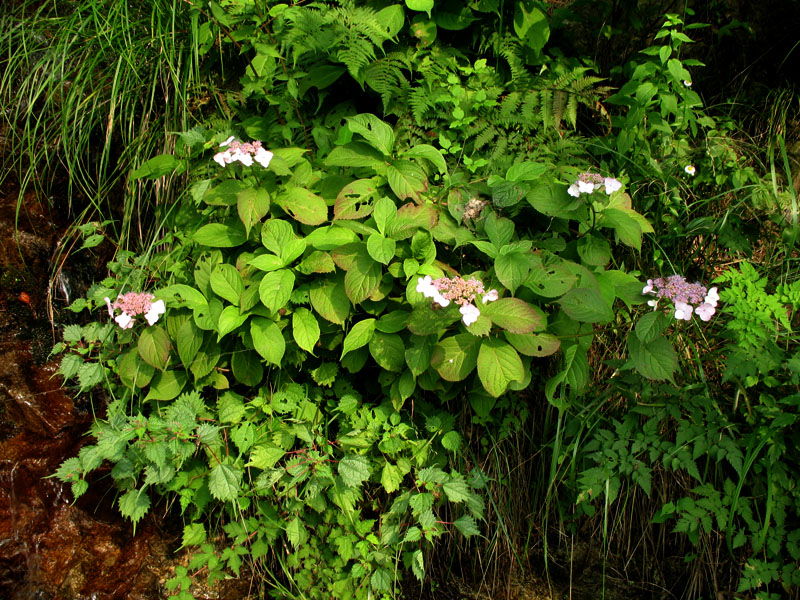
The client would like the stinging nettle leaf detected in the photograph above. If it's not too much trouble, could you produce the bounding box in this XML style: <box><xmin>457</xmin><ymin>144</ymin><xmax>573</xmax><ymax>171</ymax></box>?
<box><xmin>339</xmin><ymin>454</ymin><xmax>370</xmax><ymax>488</ymax></box>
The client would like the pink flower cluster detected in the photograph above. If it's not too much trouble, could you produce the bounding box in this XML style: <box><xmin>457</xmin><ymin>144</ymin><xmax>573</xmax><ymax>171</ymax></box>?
<box><xmin>568</xmin><ymin>172</ymin><xmax>623</xmax><ymax>198</ymax></box>
<box><xmin>213</xmin><ymin>136</ymin><xmax>273</xmax><ymax>168</ymax></box>
<box><xmin>642</xmin><ymin>275</ymin><xmax>719</xmax><ymax>322</ymax></box>
<box><xmin>104</xmin><ymin>292</ymin><xmax>165</xmax><ymax>329</ymax></box>
<box><xmin>416</xmin><ymin>275</ymin><xmax>498</xmax><ymax>326</ymax></box>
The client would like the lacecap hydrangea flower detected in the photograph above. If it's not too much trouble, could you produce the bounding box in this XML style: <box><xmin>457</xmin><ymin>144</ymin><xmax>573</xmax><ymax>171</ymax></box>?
<box><xmin>567</xmin><ymin>172</ymin><xmax>623</xmax><ymax>198</ymax></box>
<box><xmin>105</xmin><ymin>292</ymin><xmax>165</xmax><ymax>329</ymax></box>
<box><xmin>416</xmin><ymin>275</ymin><xmax>498</xmax><ymax>326</ymax></box>
<box><xmin>642</xmin><ymin>275</ymin><xmax>718</xmax><ymax>322</ymax></box>
<box><xmin>213</xmin><ymin>136</ymin><xmax>273</xmax><ymax>168</ymax></box>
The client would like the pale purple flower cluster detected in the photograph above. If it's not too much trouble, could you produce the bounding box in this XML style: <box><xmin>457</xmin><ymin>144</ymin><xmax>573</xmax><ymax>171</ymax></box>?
<box><xmin>104</xmin><ymin>292</ymin><xmax>166</xmax><ymax>329</ymax></box>
<box><xmin>416</xmin><ymin>275</ymin><xmax>498</xmax><ymax>326</ymax></box>
<box><xmin>642</xmin><ymin>275</ymin><xmax>719</xmax><ymax>322</ymax></box>
<box><xmin>213</xmin><ymin>136</ymin><xmax>273</xmax><ymax>168</ymax></box>
<box><xmin>568</xmin><ymin>172</ymin><xmax>623</xmax><ymax>198</ymax></box>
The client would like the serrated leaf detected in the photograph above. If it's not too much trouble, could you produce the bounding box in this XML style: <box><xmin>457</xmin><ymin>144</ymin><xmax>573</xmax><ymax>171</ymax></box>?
<box><xmin>118</xmin><ymin>488</ymin><xmax>150</xmax><ymax>528</ymax></box>
<box><xmin>182</xmin><ymin>523</ymin><xmax>206</xmax><ymax>548</ymax></box>
<box><xmin>144</xmin><ymin>369</ymin><xmax>186</xmax><ymax>401</ymax></box>
<box><xmin>285</xmin><ymin>517</ymin><xmax>308</xmax><ymax>549</ymax></box>
<box><xmin>58</xmin><ymin>353</ymin><xmax>83</xmax><ymax>381</ymax></box>
<box><xmin>339</xmin><ymin>454</ymin><xmax>370</xmax><ymax>488</ymax></box>
<box><xmin>333</xmin><ymin>178</ymin><xmax>378</xmax><ymax>220</ymax></box>
<box><xmin>277</xmin><ymin>187</ymin><xmax>328</xmax><ymax>225</ymax></box>
<box><xmin>77</xmin><ymin>362</ymin><xmax>105</xmax><ymax>390</ymax></box>
<box><xmin>441</xmin><ymin>431</ymin><xmax>462</xmax><ymax>452</ymax></box>
<box><xmin>237</xmin><ymin>187</ymin><xmax>270</xmax><ymax>237</ymax></box>
<box><xmin>209</xmin><ymin>463</ymin><xmax>242</xmax><ymax>501</ymax></box>
<box><xmin>231</xmin><ymin>350</ymin><xmax>263</xmax><ymax>386</ymax></box>
<box><xmin>247</xmin><ymin>444</ymin><xmax>285</xmax><ymax>469</ymax></box>
<box><xmin>216</xmin><ymin>305</ymin><xmax>247</xmax><ymax>338</ymax></box>
<box><xmin>372</xmin><ymin>196</ymin><xmax>398</xmax><ymax>234</ymax></box>
<box><xmin>495</xmin><ymin>252</ymin><xmax>532</xmax><ymax>294</ymax></box>
<box><xmin>344</xmin><ymin>255</ymin><xmax>381</xmax><ymax>305</ymax></box>
<box><xmin>504</xmin><ymin>331</ymin><xmax>560</xmax><ymax>357</ymax></box>
<box><xmin>453</xmin><ymin>514</ymin><xmax>480</xmax><ymax>537</ymax></box>
<box><xmin>387</xmin><ymin>160</ymin><xmax>427</xmax><ymax>202</ymax></box>
<box><xmin>177</xmin><ymin>320</ymin><xmax>203</xmax><ymax>368</ymax></box>
<box><xmin>381</xmin><ymin>463</ymin><xmax>404</xmax><ymax>493</ymax></box>
<box><xmin>442</xmin><ymin>478</ymin><xmax>471</xmax><ymax>503</ymax></box>
<box><xmin>366</xmin><ymin>233</ymin><xmax>396</xmax><ymax>265</ymax></box>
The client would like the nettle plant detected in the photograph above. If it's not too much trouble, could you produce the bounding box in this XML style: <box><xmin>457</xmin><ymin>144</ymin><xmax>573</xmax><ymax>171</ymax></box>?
<box><xmin>53</xmin><ymin>113</ymin><xmax>653</xmax><ymax>597</ymax></box>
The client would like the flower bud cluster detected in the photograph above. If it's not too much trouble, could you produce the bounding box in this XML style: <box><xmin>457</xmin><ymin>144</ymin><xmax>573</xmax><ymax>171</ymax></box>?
<box><xmin>416</xmin><ymin>275</ymin><xmax>498</xmax><ymax>326</ymax></box>
<box><xmin>642</xmin><ymin>275</ymin><xmax>719</xmax><ymax>322</ymax></box>
<box><xmin>213</xmin><ymin>136</ymin><xmax>273</xmax><ymax>168</ymax></box>
<box><xmin>568</xmin><ymin>172</ymin><xmax>623</xmax><ymax>198</ymax></box>
<box><xmin>104</xmin><ymin>292</ymin><xmax>165</xmax><ymax>329</ymax></box>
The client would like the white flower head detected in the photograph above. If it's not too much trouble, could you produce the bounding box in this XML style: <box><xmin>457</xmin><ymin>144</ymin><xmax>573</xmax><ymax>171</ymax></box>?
<box><xmin>145</xmin><ymin>299</ymin><xmax>166</xmax><ymax>325</ymax></box>
<box><xmin>647</xmin><ymin>298</ymin><xmax>659</xmax><ymax>310</ymax></box>
<box><xmin>459</xmin><ymin>303</ymin><xmax>480</xmax><ymax>326</ymax></box>
<box><xmin>433</xmin><ymin>291</ymin><xmax>450</xmax><ymax>307</ymax></box>
<box><xmin>254</xmin><ymin>148</ymin><xmax>273</xmax><ymax>168</ymax></box>
<box><xmin>416</xmin><ymin>275</ymin><xmax>434</xmax><ymax>296</ymax></box>
<box><xmin>704</xmin><ymin>287</ymin><xmax>719</xmax><ymax>307</ymax></box>
<box><xmin>577</xmin><ymin>180</ymin><xmax>595</xmax><ymax>194</ymax></box>
<box><xmin>674</xmin><ymin>301</ymin><xmax>693</xmax><ymax>321</ymax></box>
<box><xmin>642</xmin><ymin>279</ymin><xmax>655</xmax><ymax>295</ymax></box>
<box><xmin>115</xmin><ymin>313</ymin><xmax>134</xmax><ymax>329</ymax></box>
<box><xmin>683</xmin><ymin>80</ymin><xmax>692</xmax><ymax>87</ymax></box>
<box><xmin>695</xmin><ymin>303</ymin><xmax>715</xmax><ymax>322</ymax></box>
<box><xmin>220</xmin><ymin>135</ymin><xmax>236</xmax><ymax>147</ymax></box>
<box><xmin>684</xmin><ymin>164</ymin><xmax>696</xmax><ymax>176</ymax></box>
<box><xmin>567</xmin><ymin>184</ymin><xmax>580</xmax><ymax>198</ymax></box>
<box><xmin>482</xmin><ymin>289</ymin><xmax>499</xmax><ymax>304</ymax></box>
<box><xmin>603</xmin><ymin>177</ymin><xmax>622</xmax><ymax>194</ymax></box>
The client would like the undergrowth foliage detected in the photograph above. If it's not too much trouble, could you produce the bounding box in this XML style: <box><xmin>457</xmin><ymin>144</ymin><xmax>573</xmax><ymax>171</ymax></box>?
<box><xmin>39</xmin><ymin>0</ymin><xmax>800</xmax><ymax>599</ymax></box>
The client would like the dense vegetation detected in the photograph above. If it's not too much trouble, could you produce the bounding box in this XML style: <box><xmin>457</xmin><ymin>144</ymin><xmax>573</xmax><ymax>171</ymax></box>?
<box><xmin>2</xmin><ymin>0</ymin><xmax>799</xmax><ymax>598</ymax></box>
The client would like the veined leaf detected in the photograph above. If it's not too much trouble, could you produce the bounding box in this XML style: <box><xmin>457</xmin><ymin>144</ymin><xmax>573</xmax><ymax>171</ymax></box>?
<box><xmin>210</xmin><ymin>263</ymin><xmax>244</xmax><ymax>305</ymax></box>
<box><xmin>292</xmin><ymin>308</ymin><xmax>320</xmax><ymax>354</ymax></box>
<box><xmin>431</xmin><ymin>334</ymin><xmax>480</xmax><ymax>381</ymax></box>
<box><xmin>250</xmin><ymin>317</ymin><xmax>285</xmax><ymax>366</ymax></box>
<box><xmin>138</xmin><ymin>326</ymin><xmax>171</xmax><ymax>370</ymax></box>
<box><xmin>259</xmin><ymin>269</ymin><xmax>295</xmax><ymax>313</ymax></box>
<box><xmin>209</xmin><ymin>462</ymin><xmax>242</xmax><ymax>501</ymax></box>
<box><xmin>481</xmin><ymin>298</ymin><xmax>545</xmax><ymax>333</ymax></box>
<box><xmin>341</xmin><ymin>318</ymin><xmax>377</xmax><ymax>357</ymax></box>
<box><xmin>477</xmin><ymin>338</ymin><xmax>524</xmax><ymax>397</ymax></box>
<box><xmin>339</xmin><ymin>454</ymin><xmax>370</xmax><ymax>488</ymax></box>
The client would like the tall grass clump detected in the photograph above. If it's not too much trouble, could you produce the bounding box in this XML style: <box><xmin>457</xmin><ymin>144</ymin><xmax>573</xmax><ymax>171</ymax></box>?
<box><xmin>0</xmin><ymin>0</ymin><xmax>209</xmax><ymax>246</ymax></box>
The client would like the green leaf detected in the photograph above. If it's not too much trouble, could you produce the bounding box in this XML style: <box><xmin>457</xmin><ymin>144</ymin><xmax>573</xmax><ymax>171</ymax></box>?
<box><xmin>261</xmin><ymin>219</ymin><xmax>294</xmax><ymax>255</ymax></box>
<box><xmin>285</xmin><ymin>517</ymin><xmax>308</xmax><ymax>549</ymax></box>
<box><xmin>131</xmin><ymin>154</ymin><xmax>182</xmax><ymax>180</ymax></box>
<box><xmin>118</xmin><ymin>488</ymin><xmax>151</xmax><ymax>528</ymax></box>
<box><xmin>177</xmin><ymin>320</ymin><xmax>203</xmax><ymax>368</ymax></box>
<box><xmin>345</xmin><ymin>113</ymin><xmax>395</xmax><ymax>156</ymax></box>
<box><xmin>635</xmin><ymin>311</ymin><xmax>669</xmax><ymax>343</ymax></box>
<box><xmin>477</xmin><ymin>338</ymin><xmax>524</xmax><ymax>397</ymax></box>
<box><xmin>144</xmin><ymin>369</ymin><xmax>187</xmax><ymax>401</ymax></box>
<box><xmin>431</xmin><ymin>334</ymin><xmax>480</xmax><ymax>381</ymax></box>
<box><xmin>333</xmin><ymin>179</ymin><xmax>378</xmax><ymax>221</ymax></box>
<box><xmin>558</xmin><ymin>287</ymin><xmax>614</xmax><ymax>323</ymax></box>
<box><xmin>277</xmin><ymin>187</ymin><xmax>328</xmax><ymax>226</ymax></box>
<box><xmin>495</xmin><ymin>252</ymin><xmax>532</xmax><ymax>294</ymax></box>
<box><xmin>305</xmin><ymin>225</ymin><xmax>360</xmax><ymax>250</ymax></box>
<box><xmin>405</xmin><ymin>335</ymin><xmax>436</xmax><ymax>376</ymax></box>
<box><xmin>442</xmin><ymin>478</ymin><xmax>471</xmax><ymax>503</ymax></box>
<box><xmin>231</xmin><ymin>350</ymin><xmax>263</xmax><ymax>386</ymax></box>
<box><xmin>138</xmin><ymin>326</ymin><xmax>171</xmax><ymax>370</ymax></box>
<box><xmin>216</xmin><ymin>305</ymin><xmax>247</xmax><ymax>338</ymax></box>
<box><xmin>514</xmin><ymin>1</ymin><xmax>549</xmax><ymax>53</ymax></box>
<box><xmin>250</xmin><ymin>318</ymin><xmax>285</xmax><ymax>366</ymax></box>
<box><xmin>117</xmin><ymin>349</ymin><xmax>155</xmax><ymax>389</ymax></box>
<box><xmin>372</xmin><ymin>197</ymin><xmax>397</xmax><ymax>235</ymax></box>
<box><xmin>368</xmin><ymin>331</ymin><xmax>406</xmax><ymax>372</ymax></box>
<box><xmin>484</xmin><ymin>212</ymin><xmax>515</xmax><ymax>247</ymax></box>
<box><xmin>628</xmin><ymin>333</ymin><xmax>677</xmax><ymax>381</ymax></box>
<box><xmin>506</xmin><ymin>161</ymin><xmax>546</xmax><ymax>182</ymax></box>
<box><xmin>577</xmin><ymin>235</ymin><xmax>612</xmax><ymax>266</ymax></box>
<box><xmin>194</xmin><ymin>222</ymin><xmax>247</xmax><ymax>247</ymax></box>
<box><xmin>248</xmin><ymin>254</ymin><xmax>284</xmax><ymax>272</ymax></box>
<box><xmin>453</xmin><ymin>514</ymin><xmax>480</xmax><ymax>537</ymax></box>
<box><xmin>182</xmin><ymin>523</ymin><xmax>206</xmax><ymax>548</ymax></box>
<box><xmin>387</xmin><ymin>160</ymin><xmax>427</xmax><ymax>202</ymax></box>
<box><xmin>325</xmin><ymin>142</ymin><xmax>386</xmax><ymax>170</ymax></box>
<box><xmin>481</xmin><ymin>298</ymin><xmax>545</xmax><ymax>333</ymax></box>
<box><xmin>504</xmin><ymin>332</ymin><xmax>560</xmax><ymax>357</ymax></box>
<box><xmin>405</xmin><ymin>0</ymin><xmax>433</xmax><ymax>16</ymax></box>
<box><xmin>237</xmin><ymin>187</ymin><xmax>270</xmax><ymax>236</ymax></box>
<box><xmin>259</xmin><ymin>269</ymin><xmax>295</xmax><ymax>313</ymax></box>
<box><xmin>344</xmin><ymin>255</ymin><xmax>382</xmax><ymax>305</ymax></box>
<box><xmin>210</xmin><ymin>263</ymin><xmax>244</xmax><ymax>305</ymax></box>
<box><xmin>339</xmin><ymin>454</ymin><xmax>370</xmax><ymax>488</ymax></box>
<box><xmin>441</xmin><ymin>431</ymin><xmax>462</xmax><ymax>452</ymax></box>
<box><xmin>202</xmin><ymin>179</ymin><xmax>245</xmax><ymax>206</ymax></box>
<box><xmin>341</xmin><ymin>318</ymin><xmax>376</xmax><ymax>357</ymax></box>
<box><xmin>292</xmin><ymin>308</ymin><xmax>320</xmax><ymax>354</ymax></box>
<box><xmin>309</xmin><ymin>276</ymin><xmax>351</xmax><ymax>324</ymax></box>
<box><xmin>402</xmin><ymin>144</ymin><xmax>446</xmax><ymax>174</ymax></box>
<box><xmin>381</xmin><ymin>463</ymin><xmax>404</xmax><ymax>493</ymax></box>
<box><xmin>209</xmin><ymin>463</ymin><xmax>242</xmax><ymax>501</ymax></box>
<box><xmin>598</xmin><ymin>208</ymin><xmax>644</xmax><ymax>250</ymax></box>
<box><xmin>406</xmin><ymin>305</ymin><xmax>461</xmax><ymax>335</ymax></box>
<box><xmin>247</xmin><ymin>444</ymin><xmax>285</xmax><ymax>469</ymax></box>
<box><xmin>366</xmin><ymin>233</ymin><xmax>396</xmax><ymax>265</ymax></box>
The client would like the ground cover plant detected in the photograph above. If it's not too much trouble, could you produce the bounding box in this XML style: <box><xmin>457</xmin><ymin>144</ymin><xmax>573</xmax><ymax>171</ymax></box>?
<box><xmin>2</xmin><ymin>0</ymin><xmax>795</xmax><ymax>598</ymax></box>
